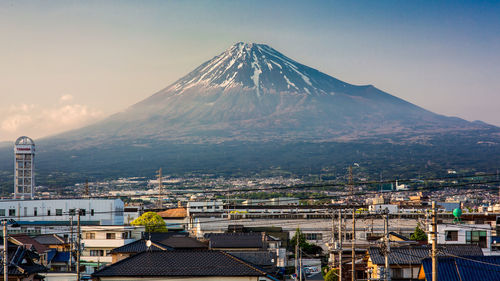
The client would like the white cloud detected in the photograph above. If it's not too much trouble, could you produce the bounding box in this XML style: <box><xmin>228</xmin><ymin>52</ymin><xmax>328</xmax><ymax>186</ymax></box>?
<box><xmin>0</xmin><ymin>101</ymin><xmax>104</xmax><ymax>141</ymax></box>
<box><xmin>59</xmin><ymin>94</ymin><xmax>74</xmax><ymax>103</ymax></box>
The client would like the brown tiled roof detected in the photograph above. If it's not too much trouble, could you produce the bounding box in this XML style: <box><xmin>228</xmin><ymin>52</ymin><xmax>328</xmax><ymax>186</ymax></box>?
<box><xmin>9</xmin><ymin>234</ymin><xmax>49</xmax><ymax>254</ymax></box>
<box><xmin>158</xmin><ymin>207</ymin><xmax>187</xmax><ymax>218</ymax></box>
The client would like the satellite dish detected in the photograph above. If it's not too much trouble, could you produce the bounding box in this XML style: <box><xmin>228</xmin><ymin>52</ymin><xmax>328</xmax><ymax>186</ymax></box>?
<box><xmin>146</xmin><ymin>239</ymin><xmax>152</xmax><ymax>248</ymax></box>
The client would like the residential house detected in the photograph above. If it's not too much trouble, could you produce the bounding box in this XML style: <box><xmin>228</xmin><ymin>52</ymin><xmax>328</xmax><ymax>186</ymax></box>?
<box><xmin>366</xmin><ymin>244</ymin><xmax>483</xmax><ymax>281</ymax></box>
<box><xmin>110</xmin><ymin>232</ymin><xmax>207</xmax><ymax>263</ymax></box>
<box><xmin>91</xmin><ymin>250</ymin><xmax>279</xmax><ymax>280</ymax></box>
<box><xmin>80</xmin><ymin>225</ymin><xmax>144</xmax><ymax>274</ymax></box>
<box><xmin>109</xmin><ymin>239</ymin><xmax>171</xmax><ymax>263</ymax></box>
<box><xmin>0</xmin><ymin>242</ymin><xmax>47</xmax><ymax>281</ymax></box>
<box><xmin>157</xmin><ymin>207</ymin><xmax>188</xmax><ymax>230</ymax></box>
<box><xmin>432</xmin><ymin>223</ymin><xmax>494</xmax><ymax>255</ymax></box>
<box><xmin>205</xmin><ymin>232</ymin><xmax>284</xmax><ymax>274</ymax></box>
<box><xmin>419</xmin><ymin>256</ymin><xmax>500</xmax><ymax>281</ymax></box>
<box><xmin>10</xmin><ymin>234</ymin><xmax>72</xmax><ymax>272</ymax></box>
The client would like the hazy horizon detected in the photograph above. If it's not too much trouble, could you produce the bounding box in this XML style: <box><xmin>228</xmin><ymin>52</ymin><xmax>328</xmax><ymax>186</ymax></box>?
<box><xmin>1</xmin><ymin>0</ymin><xmax>499</xmax><ymax>142</ymax></box>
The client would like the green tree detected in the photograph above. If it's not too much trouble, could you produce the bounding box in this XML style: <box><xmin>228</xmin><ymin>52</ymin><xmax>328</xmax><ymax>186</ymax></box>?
<box><xmin>289</xmin><ymin>228</ymin><xmax>323</xmax><ymax>256</ymax></box>
<box><xmin>410</xmin><ymin>224</ymin><xmax>427</xmax><ymax>241</ymax></box>
<box><xmin>324</xmin><ymin>268</ymin><xmax>339</xmax><ymax>281</ymax></box>
<box><xmin>131</xmin><ymin>212</ymin><xmax>168</xmax><ymax>232</ymax></box>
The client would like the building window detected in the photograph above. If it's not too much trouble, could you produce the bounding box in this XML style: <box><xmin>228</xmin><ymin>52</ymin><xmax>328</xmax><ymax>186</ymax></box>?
<box><xmin>90</xmin><ymin>250</ymin><xmax>104</xmax><ymax>256</ymax></box>
<box><xmin>445</xmin><ymin>231</ymin><xmax>458</xmax><ymax>241</ymax></box>
<box><xmin>0</xmin><ymin>209</ymin><xmax>4</xmax><ymax>216</ymax></box>
<box><xmin>91</xmin><ymin>209</ymin><xmax>95</xmax><ymax>216</ymax></box>
<box><xmin>34</xmin><ymin>207</ymin><xmax>37</xmax><ymax>216</ymax></box>
<box><xmin>47</xmin><ymin>209</ymin><xmax>51</xmax><ymax>216</ymax></box>
<box><xmin>85</xmin><ymin>233</ymin><xmax>96</xmax><ymax>239</ymax></box>
<box><xmin>106</xmin><ymin>233</ymin><xmax>116</xmax><ymax>239</ymax></box>
<box><xmin>80</xmin><ymin>209</ymin><xmax>86</xmax><ymax>216</ymax></box>
<box><xmin>392</xmin><ymin>268</ymin><xmax>404</xmax><ymax>279</ymax></box>
<box><xmin>69</xmin><ymin>209</ymin><xmax>75</xmax><ymax>216</ymax></box>
<box><xmin>466</xmin><ymin>231</ymin><xmax>488</xmax><ymax>248</ymax></box>
<box><xmin>56</xmin><ymin>209</ymin><xmax>63</xmax><ymax>216</ymax></box>
<box><xmin>9</xmin><ymin>209</ymin><xmax>15</xmax><ymax>216</ymax></box>
<box><xmin>305</xmin><ymin>233</ymin><xmax>323</xmax><ymax>241</ymax></box>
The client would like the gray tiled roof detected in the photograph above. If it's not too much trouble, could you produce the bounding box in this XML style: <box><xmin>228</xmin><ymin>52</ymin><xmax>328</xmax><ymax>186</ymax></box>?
<box><xmin>206</xmin><ymin>233</ymin><xmax>264</xmax><ymax>248</ymax></box>
<box><xmin>148</xmin><ymin>233</ymin><xmax>208</xmax><ymax>249</ymax></box>
<box><xmin>109</xmin><ymin>239</ymin><xmax>171</xmax><ymax>254</ymax></box>
<box><xmin>34</xmin><ymin>234</ymin><xmax>65</xmax><ymax>245</ymax></box>
<box><xmin>92</xmin><ymin>250</ymin><xmax>269</xmax><ymax>277</ymax></box>
<box><xmin>368</xmin><ymin>244</ymin><xmax>483</xmax><ymax>265</ymax></box>
<box><xmin>229</xmin><ymin>251</ymin><xmax>277</xmax><ymax>267</ymax></box>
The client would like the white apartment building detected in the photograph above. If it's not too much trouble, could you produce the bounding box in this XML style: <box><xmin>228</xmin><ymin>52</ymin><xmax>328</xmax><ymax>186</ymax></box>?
<box><xmin>0</xmin><ymin>198</ymin><xmax>125</xmax><ymax>226</ymax></box>
<box><xmin>432</xmin><ymin>223</ymin><xmax>495</xmax><ymax>255</ymax></box>
<box><xmin>187</xmin><ymin>200</ymin><xmax>224</xmax><ymax>215</ymax></box>
<box><xmin>81</xmin><ymin>225</ymin><xmax>145</xmax><ymax>273</ymax></box>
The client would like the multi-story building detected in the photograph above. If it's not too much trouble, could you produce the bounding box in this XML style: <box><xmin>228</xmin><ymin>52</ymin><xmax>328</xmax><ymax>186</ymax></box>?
<box><xmin>81</xmin><ymin>225</ymin><xmax>145</xmax><ymax>273</ymax></box>
<box><xmin>14</xmin><ymin>136</ymin><xmax>35</xmax><ymax>199</ymax></box>
<box><xmin>0</xmin><ymin>198</ymin><xmax>125</xmax><ymax>236</ymax></box>
<box><xmin>433</xmin><ymin>223</ymin><xmax>494</xmax><ymax>255</ymax></box>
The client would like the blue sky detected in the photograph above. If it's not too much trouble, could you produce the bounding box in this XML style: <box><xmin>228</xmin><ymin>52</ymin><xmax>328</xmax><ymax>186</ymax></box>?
<box><xmin>1</xmin><ymin>0</ymin><xmax>499</xmax><ymax>141</ymax></box>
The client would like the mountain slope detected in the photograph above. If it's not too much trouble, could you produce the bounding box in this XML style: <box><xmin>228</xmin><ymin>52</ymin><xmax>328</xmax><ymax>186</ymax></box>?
<box><xmin>57</xmin><ymin>42</ymin><xmax>491</xmax><ymax>144</ymax></box>
<box><xmin>1</xmin><ymin>42</ymin><xmax>499</xmax><ymax>189</ymax></box>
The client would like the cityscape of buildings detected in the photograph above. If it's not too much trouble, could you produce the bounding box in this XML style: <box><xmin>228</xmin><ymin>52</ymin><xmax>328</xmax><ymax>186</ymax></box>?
<box><xmin>0</xmin><ymin>136</ymin><xmax>498</xmax><ymax>281</ymax></box>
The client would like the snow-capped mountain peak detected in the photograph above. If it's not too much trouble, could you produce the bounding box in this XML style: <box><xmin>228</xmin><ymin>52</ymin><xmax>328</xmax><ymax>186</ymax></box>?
<box><xmin>168</xmin><ymin>42</ymin><xmax>346</xmax><ymax>96</ymax></box>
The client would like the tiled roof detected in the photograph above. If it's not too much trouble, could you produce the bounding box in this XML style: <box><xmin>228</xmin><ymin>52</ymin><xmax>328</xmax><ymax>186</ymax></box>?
<box><xmin>110</xmin><ymin>239</ymin><xmax>171</xmax><ymax>254</ymax></box>
<box><xmin>34</xmin><ymin>234</ymin><xmax>65</xmax><ymax>245</ymax></box>
<box><xmin>0</xmin><ymin>246</ymin><xmax>47</xmax><ymax>276</ymax></box>
<box><xmin>148</xmin><ymin>232</ymin><xmax>207</xmax><ymax>249</ymax></box>
<box><xmin>92</xmin><ymin>250</ymin><xmax>270</xmax><ymax>277</ymax></box>
<box><xmin>388</xmin><ymin>232</ymin><xmax>410</xmax><ymax>241</ymax></box>
<box><xmin>422</xmin><ymin>256</ymin><xmax>500</xmax><ymax>281</ymax></box>
<box><xmin>10</xmin><ymin>234</ymin><xmax>49</xmax><ymax>254</ymax></box>
<box><xmin>162</xmin><ymin>236</ymin><xmax>208</xmax><ymax>249</ymax></box>
<box><xmin>229</xmin><ymin>251</ymin><xmax>276</xmax><ymax>267</ymax></box>
<box><xmin>368</xmin><ymin>244</ymin><xmax>483</xmax><ymax>265</ymax></box>
<box><xmin>206</xmin><ymin>233</ymin><xmax>264</xmax><ymax>249</ymax></box>
<box><xmin>158</xmin><ymin>207</ymin><xmax>187</xmax><ymax>218</ymax></box>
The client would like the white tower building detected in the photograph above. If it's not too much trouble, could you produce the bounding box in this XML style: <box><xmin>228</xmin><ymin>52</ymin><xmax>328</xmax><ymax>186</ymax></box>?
<box><xmin>14</xmin><ymin>136</ymin><xmax>35</xmax><ymax>199</ymax></box>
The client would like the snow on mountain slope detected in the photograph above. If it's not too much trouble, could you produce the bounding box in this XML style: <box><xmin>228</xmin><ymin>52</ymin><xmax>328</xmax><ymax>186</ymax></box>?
<box><xmin>56</xmin><ymin>42</ymin><xmax>494</xmax><ymax>143</ymax></box>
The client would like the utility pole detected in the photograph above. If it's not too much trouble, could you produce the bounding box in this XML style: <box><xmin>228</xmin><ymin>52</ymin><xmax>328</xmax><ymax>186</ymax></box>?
<box><xmin>295</xmin><ymin>230</ymin><xmax>299</xmax><ymax>280</ymax></box>
<box><xmin>338</xmin><ymin>209</ymin><xmax>343</xmax><ymax>281</ymax></box>
<box><xmin>157</xmin><ymin>168</ymin><xmax>163</xmax><ymax>209</ymax></box>
<box><xmin>3</xmin><ymin>220</ymin><xmax>8</xmax><ymax>281</ymax></box>
<box><xmin>68</xmin><ymin>215</ymin><xmax>73</xmax><ymax>272</ymax></box>
<box><xmin>299</xmin><ymin>248</ymin><xmax>303</xmax><ymax>281</ymax></box>
<box><xmin>84</xmin><ymin>179</ymin><xmax>89</xmax><ymax>197</ymax></box>
<box><xmin>349</xmin><ymin>166</ymin><xmax>353</xmax><ymax>198</ymax></box>
<box><xmin>351</xmin><ymin>208</ymin><xmax>356</xmax><ymax>281</ymax></box>
<box><xmin>431</xmin><ymin>201</ymin><xmax>438</xmax><ymax>281</ymax></box>
<box><xmin>384</xmin><ymin>210</ymin><xmax>391</xmax><ymax>281</ymax></box>
<box><xmin>76</xmin><ymin>208</ymin><xmax>81</xmax><ymax>281</ymax></box>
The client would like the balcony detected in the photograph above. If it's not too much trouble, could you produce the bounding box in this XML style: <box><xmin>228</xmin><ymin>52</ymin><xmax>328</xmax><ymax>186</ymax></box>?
<box><xmin>81</xmin><ymin>256</ymin><xmax>113</xmax><ymax>263</ymax></box>
<box><xmin>82</xmin><ymin>238</ymin><xmax>136</xmax><ymax>248</ymax></box>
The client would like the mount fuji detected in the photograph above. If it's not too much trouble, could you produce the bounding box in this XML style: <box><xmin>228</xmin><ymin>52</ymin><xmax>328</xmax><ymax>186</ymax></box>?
<box><xmin>1</xmin><ymin>42</ymin><xmax>499</xmax><ymax>186</ymax></box>
<box><xmin>55</xmin><ymin>42</ymin><xmax>493</xmax><ymax>144</ymax></box>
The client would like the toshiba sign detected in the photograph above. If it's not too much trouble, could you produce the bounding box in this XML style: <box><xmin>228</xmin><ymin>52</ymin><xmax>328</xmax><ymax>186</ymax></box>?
<box><xmin>15</xmin><ymin>145</ymin><xmax>34</xmax><ymax>154</ymax></box>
